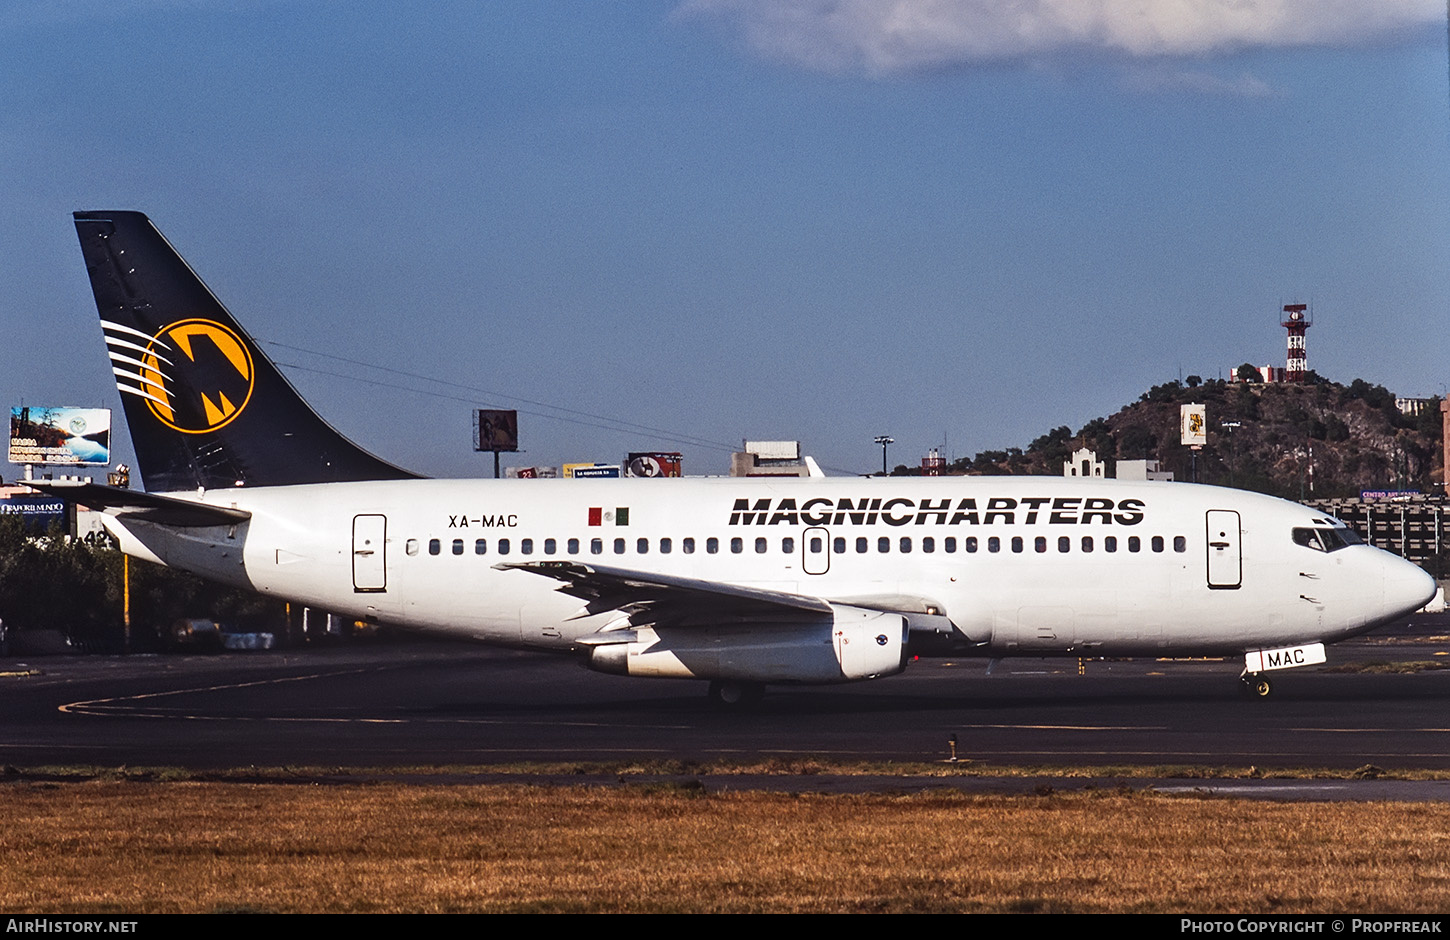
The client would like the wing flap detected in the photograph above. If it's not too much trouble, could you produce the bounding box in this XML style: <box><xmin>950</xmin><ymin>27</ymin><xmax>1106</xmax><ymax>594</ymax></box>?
<box><xmin>493</xmin><ymin>560</ymin><xmax>833</xmax><ymax>623</ymax></box>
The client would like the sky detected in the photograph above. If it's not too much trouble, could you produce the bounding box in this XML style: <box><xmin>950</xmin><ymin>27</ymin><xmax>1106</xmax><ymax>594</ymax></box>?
<box><xmin>3</xmin><ymin>0</ymin><xmax>1449</xmax><ymax>479</ymax></box>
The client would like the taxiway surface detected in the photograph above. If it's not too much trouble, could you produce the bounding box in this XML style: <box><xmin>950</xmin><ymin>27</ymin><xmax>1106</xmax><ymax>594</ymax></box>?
<box><xmin>2</xmin><ymin>614</ymin><xmax>1449</xmax><ymax>773</ymax></box>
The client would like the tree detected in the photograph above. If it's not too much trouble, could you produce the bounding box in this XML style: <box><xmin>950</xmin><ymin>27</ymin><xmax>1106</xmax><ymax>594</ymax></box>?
<box><xmin>1141</xmin><ymin>380</ymin><xmax>1184</xmax><ymax>403</ymax></box>
<box><xmin>1236</xmin><ymin>363</ymin><xmax>1262</xmax><ymax>383</ymax></box>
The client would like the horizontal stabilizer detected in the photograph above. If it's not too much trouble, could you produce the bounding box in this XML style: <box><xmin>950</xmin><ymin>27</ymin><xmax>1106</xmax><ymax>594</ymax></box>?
<box><xmin>26</xmin><ymin>481</ymin><xmax>251</xmax><ymax>527</ymax></box>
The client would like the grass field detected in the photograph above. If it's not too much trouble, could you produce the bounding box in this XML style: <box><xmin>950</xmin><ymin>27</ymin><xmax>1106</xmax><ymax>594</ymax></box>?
<box><xmin>3</xmin><ymin>774</ymin><xmax>1450</xmax><ymax>913</ymax></box>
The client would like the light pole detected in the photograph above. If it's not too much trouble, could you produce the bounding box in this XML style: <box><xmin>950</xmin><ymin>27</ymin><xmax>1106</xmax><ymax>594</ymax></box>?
<box><xmin>1220</xmin><ymin>420</ymin><xmax>1240</xmax><ymax>487</ymax></box>
<box><xmin>874</xmin><ymin>435</ymin><xmax>894</xmax><ymax>476</ymax></box>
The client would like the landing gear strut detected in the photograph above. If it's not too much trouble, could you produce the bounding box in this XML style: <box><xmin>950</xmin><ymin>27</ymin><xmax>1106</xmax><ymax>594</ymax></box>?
<box><xmin>707</xmin><ymin>680</ymin><xmax>765</xmax><ymax>708</ymax></box>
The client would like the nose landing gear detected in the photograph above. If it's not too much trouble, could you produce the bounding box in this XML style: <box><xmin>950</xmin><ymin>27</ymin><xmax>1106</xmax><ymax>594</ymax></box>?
<box><xmin>1240</xmin><ymin>672</ymin><xmax>1273</xmax><ymax>699</ymax></box>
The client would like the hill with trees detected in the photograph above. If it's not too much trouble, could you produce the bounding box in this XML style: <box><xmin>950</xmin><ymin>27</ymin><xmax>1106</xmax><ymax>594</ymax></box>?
<box><xmin>916</xmin><ymin>376</ymin><xmax>1443</xmax><ymax>500</ymax></box>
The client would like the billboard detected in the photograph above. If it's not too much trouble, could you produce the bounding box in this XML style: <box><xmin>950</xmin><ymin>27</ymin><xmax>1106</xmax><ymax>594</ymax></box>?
<box><xmin>564</xmin><ymin>463</ymin><xmax>622</xmax><ymax>479</ymax></box>
<box><xmin>1180</xmin><ymin>404</ymin><xmax>1206</xmax><ymax>447</ymax></box>
<box><xmin>504</xmin><ymin>466</ymin><xmax>558</xmax><ymax>479</ymax></box>
<box><xmin>0</xmin><ymin>494</ymin><xmax>69</xmax><ymax>533</ymax></box>
<box><xmin>9</xmin><ymin>407</ymin><xmax>111</xmax><ymax>466</ymax></box>
<box><xmin>625</xmin><ymin>452</ymin><xmax>682</xmax><ymax>478</ymax></box>
<box><xmin>474</xmin><ymin>410</ymin><xmax>518</xmax><ymax>453</ymax></box>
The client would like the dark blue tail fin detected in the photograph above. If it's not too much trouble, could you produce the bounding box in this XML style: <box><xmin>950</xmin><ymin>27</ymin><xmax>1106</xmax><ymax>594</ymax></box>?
<box><xmin>73</xmin><ymin>210</ymin><xmax>421</xmax><ymax>492</ymax></box>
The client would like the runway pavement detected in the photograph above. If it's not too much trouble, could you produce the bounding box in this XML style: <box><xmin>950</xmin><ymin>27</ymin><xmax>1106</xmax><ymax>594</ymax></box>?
<box><xmin>2</xmin><ymin>614</ymin><xmax>1449</xmax><ymax>776</ymax></box>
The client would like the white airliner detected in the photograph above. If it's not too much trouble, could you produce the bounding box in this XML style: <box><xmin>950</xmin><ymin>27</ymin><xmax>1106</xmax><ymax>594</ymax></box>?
<box><xmin>41</xmin><ymin>211</ymin><xmax>1436</xmax><ymax>705</ymax></box>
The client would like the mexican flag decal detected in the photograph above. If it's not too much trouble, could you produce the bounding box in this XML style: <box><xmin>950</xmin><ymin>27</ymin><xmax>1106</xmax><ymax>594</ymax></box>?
<box><xmin>588</xmin><ymin>507</ymin><xmax>630</xmax><ymax>526</ymax></box>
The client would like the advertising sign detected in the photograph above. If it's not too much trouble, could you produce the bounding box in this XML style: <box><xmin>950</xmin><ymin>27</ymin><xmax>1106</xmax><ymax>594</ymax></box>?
<box><xmin>9</xmin><ymin>407</ymin><xmax>111</xmax><ymax>466</ymax></box>
<box><xmin>474</xmin><ymin>410</ymin><xmax>519</xmax><ymax>453</ymax></box>
<box><xmin>1180</xmin><ymin>404</ymin><xmax>1206</xmax><ymax>447</ymax></box>
<box><xmin>625</xmin><ymin>452</ymin><xmax>682</xmax><ymax>477</ymax></box>
<box><xmin>565</xmin><ymin>463</ymin><xmax>622</xmax><ymax>479</ymax></box>
<box><xmin>0</xmin><ymin>494</ymin><xmax>68</xmax><ymax>533</ymax></box>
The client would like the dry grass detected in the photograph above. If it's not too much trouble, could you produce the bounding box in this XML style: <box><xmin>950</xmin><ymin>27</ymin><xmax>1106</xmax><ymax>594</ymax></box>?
<box><xmin>22</xmin><ymin>759</ymin><xmax>1450</xmax><ymax>780</ymax></box>
<box><xmin>3</xmin><ymin>781</ymin><xmax>1450</xmax><ymax>913</ymax></box>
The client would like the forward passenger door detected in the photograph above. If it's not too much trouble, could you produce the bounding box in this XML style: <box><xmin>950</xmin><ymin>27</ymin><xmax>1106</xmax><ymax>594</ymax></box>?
<box><xmin>1205</xmin><ymin>510</ymin><xmax>1241</xmax><ymax>589</ymax></box>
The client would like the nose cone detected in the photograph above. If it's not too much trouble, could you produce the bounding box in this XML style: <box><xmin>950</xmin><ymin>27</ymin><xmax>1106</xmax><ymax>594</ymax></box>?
<box><xmin>1383</xmin><ymin>556</ymin><xmax>1437</xmax><ymax>621</ymax></box>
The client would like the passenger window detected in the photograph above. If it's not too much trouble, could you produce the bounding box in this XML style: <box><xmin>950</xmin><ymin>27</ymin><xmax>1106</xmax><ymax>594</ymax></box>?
<box><xmin>637</xmin><ymin>538</ymin><xmax>649</xmax><ymax>554</ymax></box>
<box><xmin>964</xmin><ymin>537</ymin><xmax>976</xmax><ymax>553</ymax></box>
<box><xmin>452</xmin><ymin>539</ymin><xmax>464</xmax><ymax>555</ymax></box>
<box><xmin>1151</xmin><ymin>536</ymin><xmax>1164</xmax><ymax>553</ymax></box>
<box><xmin>614</xmin><ymin>538</ymin><xmax>625</xmax><ymax>554</ymax></box>
<box><xmin>755</xmin><ymin>537</ymin><xmax>767</xmax><ymax>554</ymax></box>
<box><xmin>856</xmin><ymin>537</ymin><xmax>868</xmax><ymax>553</ymax></box>
<box><xmin>1173</xmin><ymin>535</ymin><xmax>1186</xmax><ymax>553</ymax></box>
<box><xmin>1011</xmin><ymin>537</ymin><xmax>1023</xmax><ymax>553</ymax></box>
<box><xmin>591</xmin><ymin>538</ymin><xmax>603</xmax><ymax>555</ymax></box>
<box><xmin>1034</xmin><ymin>536</ymin><xmax>1046</xmax><ymax>553</ymax></box>
<box><xmin>988</xmin><ymin>537</ymin><xmax>1000</xmax><ymax>553</ymax></box>
<box><xmin>683</xmin><ymin>538</ymin><xmax>695</xmax><ymax>554</ymax></box>
<box><xmin>475</xmin><ymin>539</ymin><xmax>487</xmax><ymax>555</ymax></box>
<box><xmin>808</xmin><ymin>536</ymin><xmax>822</xmax><ymax>553</ymax></box>
<box><xmin>1128</xmin><ymin>536</ymin><xmax>1140</xmax><ymax>553</ymax></box>
<box><xmin>707</xmin><ymin>537</ymin><xmax>719</xmax><ymax>554</ymax></box>
<box><xmin>833</xmin><ymin>537</ymin><xmax>845</xmax><ymax>553</ymax></box>
<box><xmin>730</xmin><ymin>537</ymin><xmax>743</xmax><ymax>554</ymax></box>
<box><xmin>1081</xmin><ymin>536</ymin><xmax>1093</xmax><ymax>553</ymax></box>
<box><xmin>1058</xmin><ymin>536</ymin><xmax>1070</xmax><ymax>553</ymax></box>
<box><xmin>498</xmin><ymin>538</ymin><xmax>510</xmax><ymax>555</ymax></box>
<box><xmin>878</xmin><ymin>537</ymin><xmax>890</xmax><ymax>553</ymax></box>
<box><xmin>544</xmin><ymin>538</ymin><xmax>556</xmax><ymax>555</ymax></box>
<box><xmin>944</xmin><ymin>537</ymin><xmax>956</xmax><ymax>553</ymax></box>
<box><xmin>782</xmin><ymin>537</ymin><xmax>795</xmax><ymax>553</ymax></box>
<box><xmin>922</xmin><ymin>537</ymin><xmax>935</xmax><ymax>554</ymax></box>
<box><xmin>897</xmin><ymin>537</ymin><xmax>910</xmax><ymax>553</ymax></box>
<box><xmin>428</xmin><ymin>539</ymin><xmax>440</xmax><ymax>556</ymax></box>
<box><xmin>521</xmin><ymin>539</ymin><xmax>533</xmax><ymax>555</ymax></box>
<box><xmin>660</xmin><ymin>538</ymin><xmax>672</xmax><ymax>554</ymax></box>
<box><xmin>1104</xmin><ymin>536</ymin><xmax>1117</xmax><ymax>553</ymax></box>
<box><xmin>406</xmin><ymin>539</ymin><xmax>419</xmax><ymax>556</ymax></box>
<box><xmin>567</xmin><ymin>538</ymin><xmax>579</xmax><ymax>554</ymax></box>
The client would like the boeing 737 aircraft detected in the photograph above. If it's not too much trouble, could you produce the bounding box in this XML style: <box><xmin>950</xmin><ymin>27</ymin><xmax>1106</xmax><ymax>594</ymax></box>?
<box><xmin>38</xmin><ymin>210</ymin><xmax>1436</xmax><ymax>705</ymax></box>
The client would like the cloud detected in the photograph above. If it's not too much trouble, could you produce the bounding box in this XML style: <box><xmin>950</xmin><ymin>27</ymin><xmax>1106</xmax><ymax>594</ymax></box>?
<box><xmin>678</xmin><ymin>0</ymin><xmax>1442</xmax><ymax>75</ymax></box>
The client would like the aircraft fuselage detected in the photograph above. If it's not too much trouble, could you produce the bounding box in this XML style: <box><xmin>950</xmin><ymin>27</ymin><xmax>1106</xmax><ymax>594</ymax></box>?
<box><xmin>102</xmin><ymin>475</ymin><xmax>1432</xmax><ymax>672</ymax></box>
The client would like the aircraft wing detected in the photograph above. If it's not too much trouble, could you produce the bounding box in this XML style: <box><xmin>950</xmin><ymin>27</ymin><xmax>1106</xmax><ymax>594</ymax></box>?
<box><xmin>25</xmin><ymin>481</ymin><xmax>251</xmax><ymax>527</ymax></box>
<box><xmin>494</xmin><ymin>560</ymin><xmax>834</xmax><ymax>624</ymax></box>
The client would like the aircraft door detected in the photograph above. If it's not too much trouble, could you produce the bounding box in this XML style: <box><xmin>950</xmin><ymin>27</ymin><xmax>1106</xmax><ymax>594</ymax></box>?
<box><xmin>802</xmin><ymin>526</ymin><xmax>831</xmax><ymax>575</ymax></box>
<box><xmin>353</xmin><ymin>514</ymin><xmax>388</xmax><ymax>593</ymax></box>
<box><xmin>1205</xmin><ymin>510</ymin><xmax>1241</xmax><ymax>589</ymax></box>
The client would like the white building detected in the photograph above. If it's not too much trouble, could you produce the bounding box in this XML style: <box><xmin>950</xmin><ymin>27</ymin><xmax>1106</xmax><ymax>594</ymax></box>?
<box><xmin>1116</xmin><ymin>459</ymin><xmax>1174</xmax><ymax>482</ymax></box>
<box><xmin>1063</xmin><ymin>447</ymin><xmax>1105</xmax><ymax>478</ymax></box>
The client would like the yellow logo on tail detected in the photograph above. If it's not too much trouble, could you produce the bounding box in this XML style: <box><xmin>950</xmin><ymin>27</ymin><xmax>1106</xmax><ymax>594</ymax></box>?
<box><xmin>141</xmin><ymin>319</ymin><xmax>255</xmax><ymax>434</ymax></box>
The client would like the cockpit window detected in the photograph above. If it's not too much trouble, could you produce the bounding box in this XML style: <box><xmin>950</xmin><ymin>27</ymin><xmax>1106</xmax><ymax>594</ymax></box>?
<box><xmin>1293</xmin><ymin>528</ymin><xmax>1325</xmax><ymax>551</ymax></box>
<box><xmin>1293</xmin><ymin>527</ymin><xmax>1357</xmax><ymax>553</ymax></box>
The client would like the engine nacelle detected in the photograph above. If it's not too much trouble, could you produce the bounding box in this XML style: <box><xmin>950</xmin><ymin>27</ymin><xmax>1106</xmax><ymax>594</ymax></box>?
<box><xmin>587</xmin><ymin>604</ymin><xmax>908</xmax><ymax>684</ymax></box>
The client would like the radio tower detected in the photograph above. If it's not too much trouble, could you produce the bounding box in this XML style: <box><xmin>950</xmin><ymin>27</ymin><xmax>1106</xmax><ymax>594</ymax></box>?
<box><xmin>1281</xmin><ymin>303</ymin><xmax>1311</xmax><ymax>383</ymax></box>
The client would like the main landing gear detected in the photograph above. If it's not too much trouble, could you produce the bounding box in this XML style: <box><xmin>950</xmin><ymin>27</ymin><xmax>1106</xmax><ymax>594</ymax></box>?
<box><xmin>1240</xmin><ymin>672</ymin><xmax>1273</xmax><ymax>699</ymax></box>
<box><xmin>707</xmin><ymin>680</ymin><xmax>765</xmax><ymax>709</ymax></box>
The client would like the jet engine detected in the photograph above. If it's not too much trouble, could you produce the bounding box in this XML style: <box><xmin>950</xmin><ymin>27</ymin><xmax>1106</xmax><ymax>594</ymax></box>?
<box><xmin>585</xmin><ymin>604</ymin><xmax>908</xmax><ymax>684</ymax></box>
